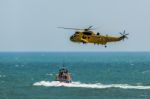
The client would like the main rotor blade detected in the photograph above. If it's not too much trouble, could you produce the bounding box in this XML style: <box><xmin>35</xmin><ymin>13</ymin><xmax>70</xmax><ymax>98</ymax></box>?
<box><xmin>123</xmin><ymin>30</ymin><xmax>126</xmax><ymax>34</ymax></box>
<box><xmin>87</xmin><ymin>26</ymin><xmax>93</xmax><ymax>29</ymax></box>
<box><xmin>57</xmin><ymin>27</ymin><xmax>83</xmax><ymax>30</ymax></box>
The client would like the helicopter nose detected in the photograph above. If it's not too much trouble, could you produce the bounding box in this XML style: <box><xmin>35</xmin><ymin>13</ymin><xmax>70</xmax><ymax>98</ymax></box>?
<box><xmin>70</xmin><ymin>36</ymin><xmax>74</xmax><ymax>41</ymax></box>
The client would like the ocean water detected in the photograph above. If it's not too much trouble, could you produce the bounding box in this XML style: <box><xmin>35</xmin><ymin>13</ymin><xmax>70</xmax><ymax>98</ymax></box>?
<box><xmin>0</xmin><ymin>52</ymin><xmax>150</xmax><ymax>99</ymax></box>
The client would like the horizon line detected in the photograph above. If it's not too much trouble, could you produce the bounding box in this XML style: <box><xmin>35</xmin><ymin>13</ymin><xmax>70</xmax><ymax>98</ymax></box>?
<box><xmin>0</xmin><ymin>51</ymin><xmax>150</xmax><ymax>53</ymax></box>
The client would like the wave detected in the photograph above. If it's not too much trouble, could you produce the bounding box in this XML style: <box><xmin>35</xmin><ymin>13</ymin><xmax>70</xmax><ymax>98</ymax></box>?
<box><xmin>46</xmin><ymin>73</ymin><xmax>53</xmax><ymax>76</ymax></box>
<box><xmin>0</xmin><ymin>75</ymin><xmax>6</xmax><ymax>78</ymax></box>
<box><xmin>33</xmin><ymin>81</ymin><xmax>150</xmax><ymax>90</ymax></box>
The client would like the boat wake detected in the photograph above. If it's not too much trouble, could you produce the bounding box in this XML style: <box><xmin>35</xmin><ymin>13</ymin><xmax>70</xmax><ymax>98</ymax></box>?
<box><xmin>33</xmin><ymin>81</ymin><xmax>150</xmax><ymax>90</ymax></box>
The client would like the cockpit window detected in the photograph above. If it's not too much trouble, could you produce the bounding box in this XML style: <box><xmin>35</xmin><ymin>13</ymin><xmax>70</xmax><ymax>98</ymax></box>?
<box><xmin>83</xmin><ymin>32</ymin><xmax>92</xmax><ymax>35</ymax></box>
<box><xmin>75</xmin><ymin>32</ymin><xmax>79</xmax><ymax>34</ymax></box>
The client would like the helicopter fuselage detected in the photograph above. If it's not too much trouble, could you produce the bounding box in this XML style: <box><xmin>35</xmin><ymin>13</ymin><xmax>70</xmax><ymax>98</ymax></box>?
<box><xmin>70</xmin><ymin>31</ymin><xmax>124</xmax><ymax>45</ymax></box>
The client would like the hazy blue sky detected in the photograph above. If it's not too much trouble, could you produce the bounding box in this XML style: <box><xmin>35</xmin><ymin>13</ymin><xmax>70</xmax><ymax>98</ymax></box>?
<box><xmin>0</xmin><ymin>0</ymin><xmax>150</xmax><ymax>52</ymax></box>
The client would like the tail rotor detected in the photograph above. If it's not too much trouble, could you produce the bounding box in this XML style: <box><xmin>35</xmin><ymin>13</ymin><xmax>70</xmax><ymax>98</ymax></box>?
<box><xmin>120</xmin><ymin>30</ymin><xmax>129</xmax><ymax>40</ymax></box>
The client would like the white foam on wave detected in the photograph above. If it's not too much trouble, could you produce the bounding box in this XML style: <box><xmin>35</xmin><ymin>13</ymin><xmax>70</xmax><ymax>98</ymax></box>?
<box><xmin>142</xmin><ymin>70</ymin><xmax>150</xmax><ymax>74</ymax></box>
<box><xmin>0</xmin><ymin>75</ymin><xmax>6</xmax><ymax>78</ymax></box>
<box><xmin>33</xmin><ymin>81</ymin><xmax>150</xmax><ymax>90</ymax></box>
<box><xmin>46</xmin><ymin>73</ymin><xmax>53</xmax><ymax>76</ymax></box>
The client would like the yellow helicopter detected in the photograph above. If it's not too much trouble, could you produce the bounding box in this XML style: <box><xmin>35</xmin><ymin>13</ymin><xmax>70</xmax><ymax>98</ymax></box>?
<box><xmin>58</xmin><ymin>26</ymin><xmax>129</xmax><ymax>47</ymax></box>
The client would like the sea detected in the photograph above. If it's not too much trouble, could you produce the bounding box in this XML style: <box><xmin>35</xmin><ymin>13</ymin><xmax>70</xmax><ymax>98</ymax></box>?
<box><xmin>0</xmin><ymin>52</ymin><xmax>150</xmax><ymax>99</ymax></box>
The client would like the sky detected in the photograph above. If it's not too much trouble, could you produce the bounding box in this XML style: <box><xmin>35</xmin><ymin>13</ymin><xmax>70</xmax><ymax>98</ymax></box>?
<box><xmin>0</xmin><ymin>0</ymin><xmax>150</xmax><ymax>52</ymax></box>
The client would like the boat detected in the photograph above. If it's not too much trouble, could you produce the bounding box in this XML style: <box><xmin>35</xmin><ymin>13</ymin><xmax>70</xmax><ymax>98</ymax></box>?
<box><xmin>55</xmin><ymin>67</ymin><xmax>72</xmax><ymax>83</ymax></box>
